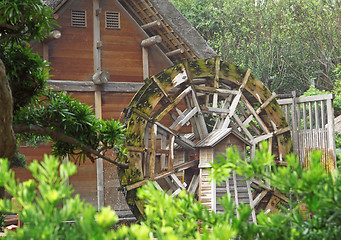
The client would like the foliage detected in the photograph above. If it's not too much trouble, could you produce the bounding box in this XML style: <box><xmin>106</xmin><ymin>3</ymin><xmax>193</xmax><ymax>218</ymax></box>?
<box><xmin>1</xmin><ymin>146</ymin><xmax>341</xmax><ymax>239</ymax></box>
<box><xmin>14</xmin><ymin>91</ymin><xmax>126</xmax><ymax>164</ymax></box>
<box><xmin>211</xmin><ymin>142</ymin><xmax>341</xmax><ymax>239</ymax></box>
<box><xmin>302</xmin><ymin>85</ymin><xmax>341</xmax><ymax>115</ymax></box>
<box><xmin>0</xmin><ymin>45</ymin><xmax>49</xmax><ymax>110</ymax></box>
<box><xmin>0</xmin><ymin>0</ymin><xmax>56</xmax><ymax>44</ymax></box>
<box><xmin>0</xmin><ymin>0</ymin><xmax>56</xmax><ymax>110</ymax></box>
<box><xmin>0</xmin><ymin>155</ymin><xmax>124</xmax><ymax>239</ymax></box>
<box><xmin>135</xmin><ymin>182</ymin><xmax>256</xmax><ymax>239</ymax></box>
<box><xmin>171</xmin><ymin>0</ymin><xmax>341</xmax><ymax>93</ymax></box>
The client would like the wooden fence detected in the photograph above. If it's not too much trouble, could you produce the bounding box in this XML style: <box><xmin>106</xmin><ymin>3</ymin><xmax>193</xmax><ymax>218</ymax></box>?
<box><xmin>277</xmin><ymin>92</ymin><xmax>336</xmax><ymax>171</ymax></box>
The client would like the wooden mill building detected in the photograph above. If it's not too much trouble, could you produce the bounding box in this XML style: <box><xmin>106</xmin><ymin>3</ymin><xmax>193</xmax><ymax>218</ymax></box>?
<box><xmin>15</xmin><ymin>0</ymin><xmax>217</xmax><ymax>213</ymax></box>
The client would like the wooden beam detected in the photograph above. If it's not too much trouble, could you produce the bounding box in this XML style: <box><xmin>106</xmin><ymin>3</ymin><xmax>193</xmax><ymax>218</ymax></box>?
<box><xmin>166</xmin><ymin>48</ymin><xmax>185</xmax><ymax>57</ymax></box>
<box><xmin>194</xmin><ymin>85</ymin><xmax>239</xmax><ymax>95</ymax></box>
<box><xmin>256</xmin><ymin>93</ymin><xmax>277</xmax><ymax>114</ymax></box>
<box><xmin>47</xmin><ymin>80</ymin><xmax>144</xmax><ymax>92</ymax></box>
<box><xmin>168</xmin><ymin>135</ymin><xmax>175</xmax><ymax>171</ymax></box>
<box><xmin>141</xmin><ymin>35</ymin><xmax>162</xmax><ymax>48</ymax></box>
<box><xmin>142</xmin><ymin>47</ymin><xmax>149</xmax><ymax>79</ymax></box>
<box><xmin>149</xmin><ymin>124</ymin><xmax>157</xmax><ymax>177</ymax></box>
<box><xmin>126</xmin><ymin>160</ymin><xmax>198</xmax><ymax>191</ymax></box>
<box><xmin>141</xmin><ymin>20</ymin><xmax>161</xmax><ymax>30</ymax></box>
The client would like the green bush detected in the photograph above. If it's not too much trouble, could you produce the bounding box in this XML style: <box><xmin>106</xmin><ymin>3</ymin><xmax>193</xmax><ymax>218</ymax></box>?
<box><xmin>1</xmin><ymin>144</ymin><xmax>340</xmax><ymax>239</ymax></box>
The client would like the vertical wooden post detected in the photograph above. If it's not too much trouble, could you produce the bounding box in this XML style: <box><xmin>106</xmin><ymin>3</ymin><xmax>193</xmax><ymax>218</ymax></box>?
<box><xmin>93</xmin><ymin>0</ymin><xmax>104</xmax><ymax>211</ymax></box>
<box><xmin>142</xmin><ymin>47</ymin><xmax>149</xmax><ymax>79</ymax></box>
<box><xmin>149</xmin><ymin>124</ymin><xmax>157</xmax><ymax>177</ymax></box>
<box><xmin>291</xmin><ymin>91</ymin><xmax>299</xmax><ymax>156</ymax></box>
<box><xmin>326</xmin><ymin>96</ymin><xmax>336</xmax><ymax>166</ymax></box>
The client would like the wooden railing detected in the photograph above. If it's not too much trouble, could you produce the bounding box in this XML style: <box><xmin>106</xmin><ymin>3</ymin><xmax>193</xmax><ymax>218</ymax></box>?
<box><xmin>277</xmin><ymin>92</ymin><xmax>336</xmax><ymax>170</ymax></box>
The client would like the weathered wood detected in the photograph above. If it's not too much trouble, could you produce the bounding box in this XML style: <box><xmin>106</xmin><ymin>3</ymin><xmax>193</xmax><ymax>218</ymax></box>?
<box><xmin>291</xmin><ymin>91</ymin><xmax>299</xmax><ymax>156</ymax></box>
<box><xmin>141</xmin><ymin>20</ymin><xmax>161</xmax><ymax>30</ymax></box>
<box><xmin>253</xmin><ymin>190</ymin><xmax>268</xmax><ymax>207</ymax></box>
<box><xmin>168</xmin><ymin>135</ymin><xmax>175</xmax><ymax>170</ymax></box>
<box><xmin>327</xmin><ymin>98</ymin><xmax>336</xmax><ymax>166</ymax></box>
<box><xmin>314</xmin><ymin>101</ymin><xmax>319</xmax><ymax>129</ymax></box>
<box><xmin>149</xmin><ymin>124</ymin><xmax>157</xmax><ymax>177</ymax></box>
<box><xmin>188</xmin><ymin>174</ymin><xmax>199</xmax><ymax>194</ymax></box>
<box><xmin>256</xmin><ymin>93</ymin><xmax>277</xmax><ymax>114</ymax></box>
<box><xmin>142</xmin><ymin>47</ymin><xmax>149</xmax><ymax>79</ymax></box>
<box><xmin>194</xmin><ymin>85</ymin><xmax>239</xmax><ymax>96</ymax></box>
<box><xmin>247</xmin><ymin>180</ymin><xmax>257</xmax><ymax>223</ymax></box>
<box><xmin>241</xmin><ymin>95</ymin><xmax>270</xmax><ymax>134</ymax></box>
<box><xmin>232</xmin><ymin>114</ymin><xmax>253</xmax><ymax>140</ymax></box>
<box><xmin>126</xmin><ymin>160</ymin><xmax>198</xmax><ymax>191</ymax></box>
<box><xmin>141</xmin><ymin>35</ymin><xmax>162</xmax><ymax>48</ymax></box>
<box><xmin>166</xmin><ymin>48</ymin><xmax>184</xmax><ymax>57</ymax></box>
<box><xmin>47</xmin><ymin>80</ymin><xmax>144</xmax><ymax>92</ymax></box>
<box><xmin>190</xmin><ymin>89</ymin><xmax>208</xmax><ymax>138</ymax></box>
<box><xmin>95</xmin><ymin>87</ymin><xmax>104</xmax><ymax>210</ymax></box>
<box><xmin>155</xmin><ymin>86</ymin><xmax>192</xmax><ymax>122</ymax></box>
<box><xmin>308</xmin><ymin>102</ymin><xmax>313</xmax><ymax>129</ymax></box>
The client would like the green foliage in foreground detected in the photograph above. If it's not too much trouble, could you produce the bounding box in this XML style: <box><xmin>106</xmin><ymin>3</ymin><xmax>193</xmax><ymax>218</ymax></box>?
<box><xmin>1</xmin><ymin>144</ymin><xmax>341</xmax><ymax>239</ymax></box>
<box><xmin>14</xmin><ymin>91</ymin><xmax>126</xmax><ymax>164</ymax></box>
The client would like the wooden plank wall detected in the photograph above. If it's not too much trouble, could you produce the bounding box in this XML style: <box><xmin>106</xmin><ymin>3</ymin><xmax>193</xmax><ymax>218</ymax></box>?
<box><xmin>101</xmin><ymin>0</ymin><xmax>171</xmax><ymax>82</ymax></box>
<box><xmin>49</xmin><ymin>0</ymin><xmax>94</xmax><ymax>81</ymax></box>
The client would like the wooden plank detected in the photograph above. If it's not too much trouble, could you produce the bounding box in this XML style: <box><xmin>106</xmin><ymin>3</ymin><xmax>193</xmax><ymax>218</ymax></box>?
<box><xmin>241</xmin><ymin>95</ymin><xmax>270</xmax><ymax>134</ymax></box>
<box><xmin>47</xmin><ymin>80</ymin><xmax>144</xmax><ymax>92</ymax></box>
<box><xmin>256</xmin><ymin>93</ymin><xmax>277</xmax><ymax>114</ymax></box>
<box><xmin>168</xmin><ymin>135</ymin><xmax>175</xmax><ymax>170</ymax></box>
<box><xmin>152</xmin><ymin>181</ymin><xmax>163</xmax><ymax>191</ymax></box>
<box><xmin>232</xmin><ymin>171</ymin><xmax>239</xmax><ymax>217</ymax></box>
<box><xmin>326</xmin><ymin>98</ymin><xmax>336</xmax><ymax>166</ymax></box>
<box><xmin>247</xmin><ymin>180</ymin><xmax>257</xmax><ymax>224</ymax></box>
<box><xmin>240</xmin><ymin>69</ymin><xmax>251</xmax><ymax>89</ymax></box>
<box><xmin>191</xmin><ymin>89</ymin><xmax>208</xmax><ymax>138</ymax></box>
<box><xmin>303</xmin><ymin>103</ymin><xmax>307</xmax><ymax>130</ymax></box>
<box><xmin>155</xmin><ymin>86</ymin><xmax>192</xmax><ymax>122</ymax></box>
<box><xmin>149</xmin><ymin>124</ymin><xmax>157</xmax><ymax>177</ymax></box>
<box><xmin>201</xmin><ymin>106</ymin><xmax>229</xmax><ymax>115</ymax></box>
<box><xmin>309</xmin><ymin>102</ymin><xmax>313</xmax><ymax>129</ymax></box>
<box><xmin>211</xmin><ymin>179</ymin><xmax>216</xmax><ymax>212</ymax></box>
<box><xmin>142</xmin><ymin>47</ymin><xmax>149</xmax><ymax>79</ymax></box>
<box><xmin>193</xmin><ymin>85</ymin><xmax>239</xmax><ymax>96</ymax></box>
<box><xmin>126</xmin><ymin>160</ymin><xmax>198</xmax><ymax>191</ymax></box>
<box><xmin>321</xmin><ymin>100</ymin><xmax>325</xmax><ymax>128</ymax></box>
<box><xmin>173</xmin><ymin>107</ymin><xmax>198</xmax><ymax>131</ymax></box>
<box><xmin>232</xmin><ymin>114</ymin><xmax>254</xmax><ymax>140</ymax></box>
<box><xmin>188</xmin><ymin>174</ymin><xmax>199</xmax><ymax>194</ymax></box>
<box><xmin>277</xmin><ymin>94</ymin><xmax>334</xmax><ymax>105</ymax></box>
<box><xmin>315</xmin><ymin>101</ymin><xmax>319</xmax><ymax>129</ymax></box>
<box><xmin>253</xmin><ymin>190</ymin><xmax>268</xmax><ymax>207</ymax></box>
<box><xmin>170</xmin><ymin>174</ymin><xmax>186</xmax><ymax>190</ymax></box>
<box><xmin>291</xmin><ymin>92</ymin><xmax>299</xmax><ymax>155</ymax></box>
<box><xmin>152</xmin><ymin>76</ymin><xmax>172</xmax><ymax>102</ymax></box>
<box><xmin>221</xmin><ymin>90</ymin><xmax>242</xmax><ymax>129</ymax></box>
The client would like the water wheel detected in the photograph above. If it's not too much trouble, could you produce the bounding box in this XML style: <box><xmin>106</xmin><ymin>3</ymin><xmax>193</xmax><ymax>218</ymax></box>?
<box><xmin>119</xmin><ymin>57</ymin><xmax>292</xmax><ymax>219</ymax></box>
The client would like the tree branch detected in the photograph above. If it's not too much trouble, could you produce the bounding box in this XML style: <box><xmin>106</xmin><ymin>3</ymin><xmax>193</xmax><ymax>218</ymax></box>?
<box><xmin>13</xmin><ymin>124</ymin><xmax>129</xmax><ymax>169</ymax></box>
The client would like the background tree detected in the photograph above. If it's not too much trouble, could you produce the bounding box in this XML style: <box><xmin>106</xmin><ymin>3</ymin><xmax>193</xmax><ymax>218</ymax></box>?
<box><xmin>171</xmin><ymin>0</ymin><xmax>341</xmax><ymax>94</ymax></box>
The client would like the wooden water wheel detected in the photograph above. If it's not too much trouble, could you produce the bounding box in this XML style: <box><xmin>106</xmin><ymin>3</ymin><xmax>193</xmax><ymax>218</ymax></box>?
<box><xmin>119</xmin><ymin>57</ymin><xmax>292</xmax><ymax>219</ymax></box>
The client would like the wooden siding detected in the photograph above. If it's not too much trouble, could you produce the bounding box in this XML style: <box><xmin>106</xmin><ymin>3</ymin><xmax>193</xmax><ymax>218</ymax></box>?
<box><xmin>100</xmin><ymin>0</ymin><xmax>171</xmax><ymax>82</ymax></box>
<box><xmin>49</xmin><ymin>0</ymin><xmax>94</xmax><ymax>81</ymax></box>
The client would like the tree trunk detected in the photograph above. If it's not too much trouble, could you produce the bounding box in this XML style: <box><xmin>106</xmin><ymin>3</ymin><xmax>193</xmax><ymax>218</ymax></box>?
<box><xmin>0</xmin><ymin>58</ymin><xmax>16</xmax><ymax>160</ymax></box>
<box><xmin>0</xmin><ymin>59</ymin><xmax>16</xmax><ymax>199</ymax></box>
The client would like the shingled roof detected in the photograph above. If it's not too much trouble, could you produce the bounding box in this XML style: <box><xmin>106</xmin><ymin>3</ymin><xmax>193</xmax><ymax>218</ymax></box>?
<box><xmin>43</xmin><ymin>0</ymin><xmax>217</xmax><ymax>62</ymax></box>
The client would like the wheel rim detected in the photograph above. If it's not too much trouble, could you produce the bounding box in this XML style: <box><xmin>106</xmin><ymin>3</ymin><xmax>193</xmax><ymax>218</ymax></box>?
<box><xmin>119</xmin><ymin>57</ymin><xmax>292</xmax><ymax>218</ymax></box>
